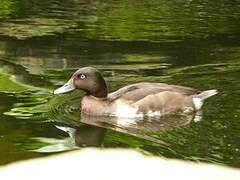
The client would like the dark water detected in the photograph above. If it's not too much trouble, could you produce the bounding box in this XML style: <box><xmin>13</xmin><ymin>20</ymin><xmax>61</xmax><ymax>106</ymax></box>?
<box><xmin>0</xmin><ymin>0</ymin><xmax>240</xmax><ymax>167</ymax></box>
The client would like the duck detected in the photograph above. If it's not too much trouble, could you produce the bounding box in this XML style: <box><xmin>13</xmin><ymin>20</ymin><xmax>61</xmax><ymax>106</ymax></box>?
<box><xmin>53</xmin><ymin>67</ymin><xmax>218</xmax><ymax>118</ymax></box>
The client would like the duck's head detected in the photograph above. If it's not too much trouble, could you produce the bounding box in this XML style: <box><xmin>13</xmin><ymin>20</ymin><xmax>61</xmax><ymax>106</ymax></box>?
<box><xmin>54</xmin><ymin>67</ymin><xmax>108</xmax><ymax>98</ymax></box>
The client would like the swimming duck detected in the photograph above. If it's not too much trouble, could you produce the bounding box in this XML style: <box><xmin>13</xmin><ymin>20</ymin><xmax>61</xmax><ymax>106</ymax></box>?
<box><xmin>54</xmin><ymin>67</ymin><xmax>218</xmax><ymax>118</ymax></box>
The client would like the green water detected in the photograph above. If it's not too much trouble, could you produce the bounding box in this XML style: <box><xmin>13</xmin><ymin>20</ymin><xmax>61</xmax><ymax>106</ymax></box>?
<box><xmin>0</xmin><ymin>0</ymin><xmax>240</xmax><ymax>167</ymax></box>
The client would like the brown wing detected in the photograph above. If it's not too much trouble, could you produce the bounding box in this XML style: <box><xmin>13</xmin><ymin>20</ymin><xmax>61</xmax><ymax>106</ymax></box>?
<box><xmin>108</xmin><ymin>82</ymin><xmax>201</xmax><ymax>102</ymax></box>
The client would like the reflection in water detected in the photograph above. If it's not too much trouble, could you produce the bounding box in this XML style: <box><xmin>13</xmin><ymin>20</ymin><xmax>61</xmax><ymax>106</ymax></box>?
<box><xmin>54</xmin><ymin>111</ymin><xmax>197</xmax><ymax>148</ymax></box>
<box><xmin>1</xmin><ymin>0</ymin><xmax>240</xmax><ymax>41</ymax></box>
<box><xmin>81</xmin><ymin>113</ymin><xmax>199</xmax><ymax>145</ymax></box>
<box><xmin>56</xmin><ymin>125</ymin><xmax>106</xmax><ymax>147</ymax></box>
<box><xmin>0</xmin><ymin>59</ymin><xmax>54</xmax><ymax>90</ymax></box>
<box><xmin>80</xmin><ymin>113</ymin><xmax>195</xmax><ymax>133</ymax></box>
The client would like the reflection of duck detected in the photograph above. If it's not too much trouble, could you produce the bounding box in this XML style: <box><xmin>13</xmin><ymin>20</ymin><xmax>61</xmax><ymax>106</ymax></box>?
<box><xmin>54</xmin><ymin>67</ymin><xmax>217</xmax><ymax>118</ymax></box>
<box><xmin>56</xmin><ymin>125</ymin><xmax>106</xmax><ymax>147</ymax></box>
<box><xmin>80</xmin><ymin>113</ymin><xmax>194</xmax><ymax>132</ymax></box>
<box><xmin>52</xmin><ymin>108</ymin><xmax>197</xmax><ymax>147</ymax></box>
<box><xmin>79</xmin><ymin>113</ymin><xmax>197</xmax><ymax>145</ymax></box>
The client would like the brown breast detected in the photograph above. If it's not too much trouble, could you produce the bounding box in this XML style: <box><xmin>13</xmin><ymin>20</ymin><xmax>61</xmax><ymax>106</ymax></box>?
<box><xmin>81</xmin><ymin>96</ymin><xmax>116</xmax><ymax>116</ymax></box>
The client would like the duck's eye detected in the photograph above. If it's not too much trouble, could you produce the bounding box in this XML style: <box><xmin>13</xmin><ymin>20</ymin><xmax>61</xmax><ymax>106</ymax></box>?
<box><xmin>79</xmin><ymin>74</ymin><xmax>86</xmax><ymax>79</ymax></box>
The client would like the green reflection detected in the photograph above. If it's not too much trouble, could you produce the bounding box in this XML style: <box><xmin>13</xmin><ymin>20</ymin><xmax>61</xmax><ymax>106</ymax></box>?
<box><xmin>0</xmin><ymin>0</ymin><xmax>15</xmax><ymax>19</ymax></box>
<box><xmin>0</xmin><ymin>0</ymin><xmax>240</xmax><ymax>40</ymax></box>
<box><xmin>0</xmin><ymin>73</ymin><xmax>28</xmax><ymax>92</ymax></box>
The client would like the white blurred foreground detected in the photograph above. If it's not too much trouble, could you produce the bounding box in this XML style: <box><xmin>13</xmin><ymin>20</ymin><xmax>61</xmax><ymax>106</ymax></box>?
<box><xmin>0</xmin><ymin>148</ymin><xmax>240</xmax><ymax>180</ymax></box>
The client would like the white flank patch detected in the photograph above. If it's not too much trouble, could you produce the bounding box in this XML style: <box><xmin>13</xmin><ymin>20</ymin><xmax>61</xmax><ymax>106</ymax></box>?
<box><xmin>115</xmin><ymin>100</ymin><xmax>139</xmax><ymax>118</ymax></box>
<box><xmin>192</xmin><ymin>98</ymin><xmax>204</xmax><ymax>110</ymax></box>
<box><xmin>147</xmin><ymin>111</ymin><xmax>161</xmax><ymax>117</ymax></box>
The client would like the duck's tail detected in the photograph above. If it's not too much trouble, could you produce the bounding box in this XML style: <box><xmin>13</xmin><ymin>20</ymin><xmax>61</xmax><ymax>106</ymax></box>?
<box><xmin>195</xmin><ymin>89</ymin><xmax>218</xmax><ymax>100</ymax></box>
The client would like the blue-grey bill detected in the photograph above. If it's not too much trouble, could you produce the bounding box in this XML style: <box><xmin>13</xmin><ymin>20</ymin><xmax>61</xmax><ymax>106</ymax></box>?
<box><xmin>53</xmin><ymin>79</ymin><xmax>75</xmax><ymax>94</ymax></box>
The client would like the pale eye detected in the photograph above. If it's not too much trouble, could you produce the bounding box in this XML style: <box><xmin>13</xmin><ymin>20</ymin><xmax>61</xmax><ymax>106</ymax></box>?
<box><xmin>80</xmin><ymin>74</ymin><xmax>86</xmax><ymax>79</ymax></box>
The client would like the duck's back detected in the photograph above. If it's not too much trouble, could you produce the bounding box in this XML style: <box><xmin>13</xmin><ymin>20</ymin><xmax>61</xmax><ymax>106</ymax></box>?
<box><xmin>108</xmin><ymin>82</ymin><xmax>201</xmax><ymax>102</ymax></box>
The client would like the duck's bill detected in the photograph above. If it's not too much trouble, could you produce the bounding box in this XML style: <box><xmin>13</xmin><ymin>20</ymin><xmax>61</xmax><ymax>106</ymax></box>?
<box><xmin>53</xmin><ymin>79</ymin><xmax>75</xmax><ymax>94</ymax></box>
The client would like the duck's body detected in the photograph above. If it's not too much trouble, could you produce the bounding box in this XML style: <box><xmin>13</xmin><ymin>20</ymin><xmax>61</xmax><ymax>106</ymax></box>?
<box><xmin>54</xmin><ymin>67</ymin><xmax>218</xmax><ymax>118</ymax></box>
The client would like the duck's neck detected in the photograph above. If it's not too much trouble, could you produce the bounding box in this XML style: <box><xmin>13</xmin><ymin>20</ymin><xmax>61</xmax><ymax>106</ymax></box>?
<box><xmin>91</xmin><ymin>88</ymin><xmax>108</xmax><ymax>99</ymax></box>
<box><xmin>89</xmin><ymin>79</ymin><xmax>108</xmax><ymax>99</ymax></box>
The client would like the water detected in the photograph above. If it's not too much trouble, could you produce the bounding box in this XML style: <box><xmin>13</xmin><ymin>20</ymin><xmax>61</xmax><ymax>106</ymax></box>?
<box><xmin>0</xmin><ymin>0</ymin><xmax>240</xmax><ymax>167</ymax></box>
